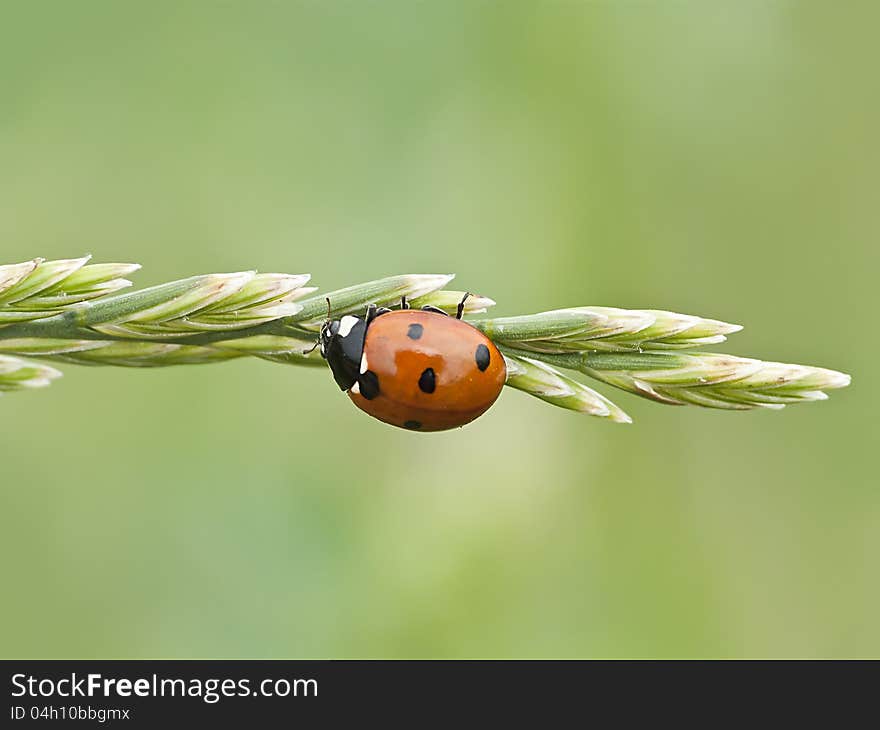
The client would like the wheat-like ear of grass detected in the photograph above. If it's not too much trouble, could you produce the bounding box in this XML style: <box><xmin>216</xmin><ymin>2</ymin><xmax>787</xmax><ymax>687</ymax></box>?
<box><xmin>0</xmin><ymin>257</ymin><xmax>851</xmax><ymax>423</ymax></box>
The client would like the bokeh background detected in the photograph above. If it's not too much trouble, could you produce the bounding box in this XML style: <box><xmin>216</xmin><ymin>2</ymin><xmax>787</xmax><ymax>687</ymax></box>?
<box><xmin>1</xmin><ymin>2</ymin><xmax>876</xmax><ymax>658</ymax></box>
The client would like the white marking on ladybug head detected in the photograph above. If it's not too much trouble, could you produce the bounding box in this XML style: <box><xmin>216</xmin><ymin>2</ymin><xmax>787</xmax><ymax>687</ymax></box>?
<box><xmin>360</xmin><ymin>353</ymin><xmax>369</xmax><ymax>374</ymax></box>
<box><xmin>351</xmin><ymin>381</ymin><xmax>361</xmax><ymax>394</ymax></box>
<box><xmin>338</xmin><ymin>315</ymin><xmax>359</xmax><ymax>337</ymax></box>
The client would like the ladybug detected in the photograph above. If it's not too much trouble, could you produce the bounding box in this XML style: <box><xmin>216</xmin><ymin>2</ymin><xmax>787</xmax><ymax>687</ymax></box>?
<box><xmin>318</xmin><ymin>294</ymin><xmax>506</xmax><ymax>431</ymax></box>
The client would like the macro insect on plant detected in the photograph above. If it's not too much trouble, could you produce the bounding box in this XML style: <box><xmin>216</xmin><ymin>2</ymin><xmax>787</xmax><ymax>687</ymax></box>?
<box><xmin>0</xmin><ymin>256</ymin><xmax>851</xmax><ymax>429</ymax></box>
<box><xmin>318</xmin><ymin>294</ymin><xmax>506</xmax><ymax>431</ymax></box>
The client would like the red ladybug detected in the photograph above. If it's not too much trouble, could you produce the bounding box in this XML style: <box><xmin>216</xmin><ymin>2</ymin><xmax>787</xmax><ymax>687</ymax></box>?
<box><xmin>319</xmin><ymin>295</ymin><xmax>506</xmax><ymax>431</ymax></box>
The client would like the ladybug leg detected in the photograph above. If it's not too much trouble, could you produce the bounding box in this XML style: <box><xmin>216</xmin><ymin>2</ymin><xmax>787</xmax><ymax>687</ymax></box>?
<box><xmin>365</xmin><ymin>304</ymin><xmax>392</xmax><ymax>325</ymax></box>
<box><xmin>400</xmin><ymin>295</ymin><xmax>410</xmax><ymax>310</ymax></box>
<box><xmin>420</xmin><ymin>305</ymin><xmax>448</xmax><ymax>316</ymax></box>
<box><xmin>455</xmin><ymin>292</ymin><xmax>471</xmax><ymax>320</ymax></box>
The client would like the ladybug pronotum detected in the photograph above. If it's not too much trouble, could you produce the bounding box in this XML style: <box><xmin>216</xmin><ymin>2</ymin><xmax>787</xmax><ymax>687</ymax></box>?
<box><xmin>318</xmin><ymin>295</ymin><xmax>506</xmax><ymax>432</ymax></box>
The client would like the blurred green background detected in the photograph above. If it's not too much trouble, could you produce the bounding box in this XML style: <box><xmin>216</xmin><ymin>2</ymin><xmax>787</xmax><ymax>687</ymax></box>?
<box><xmin>1</xmin><ymin>1</ymin><xmax>876</xmax><ymax>658</ymax></box>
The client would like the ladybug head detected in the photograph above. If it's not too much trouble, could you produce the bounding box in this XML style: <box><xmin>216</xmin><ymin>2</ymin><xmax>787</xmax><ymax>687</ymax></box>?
<box><xmin>318</xmin><ymin>318</ymin><xmax>340</xmax><ymax>359</ymax></box>
<box><xmin>319</xmin><ymin>313</ymin><xmax>368</xmax><ymax>392</ymax></box>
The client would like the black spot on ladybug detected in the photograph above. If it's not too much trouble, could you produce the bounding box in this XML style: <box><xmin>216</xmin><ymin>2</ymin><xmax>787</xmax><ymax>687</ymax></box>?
<box><xmin>403</xmin><ymin>420</ymin><xmax>422</xmax><ymax>430</ymax></box>
<box><xmin>418</xmin><ymin>368</ymin><xmax>436</xmax><ymax>394</ymax></box>
<box><xmin>359</xmin><ymin>370</ymin><xmax>380</xmax><ymax>400</ymax></box>
<box><xmin>407</xmin><ymin>323</ymin><xmax>424</xmax><ymax>340</ymax></box>
<box><xmin>475</xmin><ymin>344</ymin><xmax>491</xmax><ymax>372</ymax></box>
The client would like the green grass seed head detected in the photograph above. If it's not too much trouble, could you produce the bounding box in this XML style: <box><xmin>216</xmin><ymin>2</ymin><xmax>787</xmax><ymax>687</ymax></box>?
<box><xmin>0</xmin><ymin>256</ymin><xmax>851</xmax><ymax>422</ymax></box>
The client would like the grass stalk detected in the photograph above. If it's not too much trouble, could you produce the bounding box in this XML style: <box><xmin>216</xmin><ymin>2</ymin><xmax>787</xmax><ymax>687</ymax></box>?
<box><xmin>0</xmin><ymin>257</ymin><xmax>851</xmax><ymax>422</ymax></box>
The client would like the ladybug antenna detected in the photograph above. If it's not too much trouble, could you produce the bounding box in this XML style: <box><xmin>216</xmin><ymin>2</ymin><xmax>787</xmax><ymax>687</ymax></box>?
<box><xmin>302</xmin><ymin>297</ymin><xmax>332</xmax><ymax>356</ymax></box>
